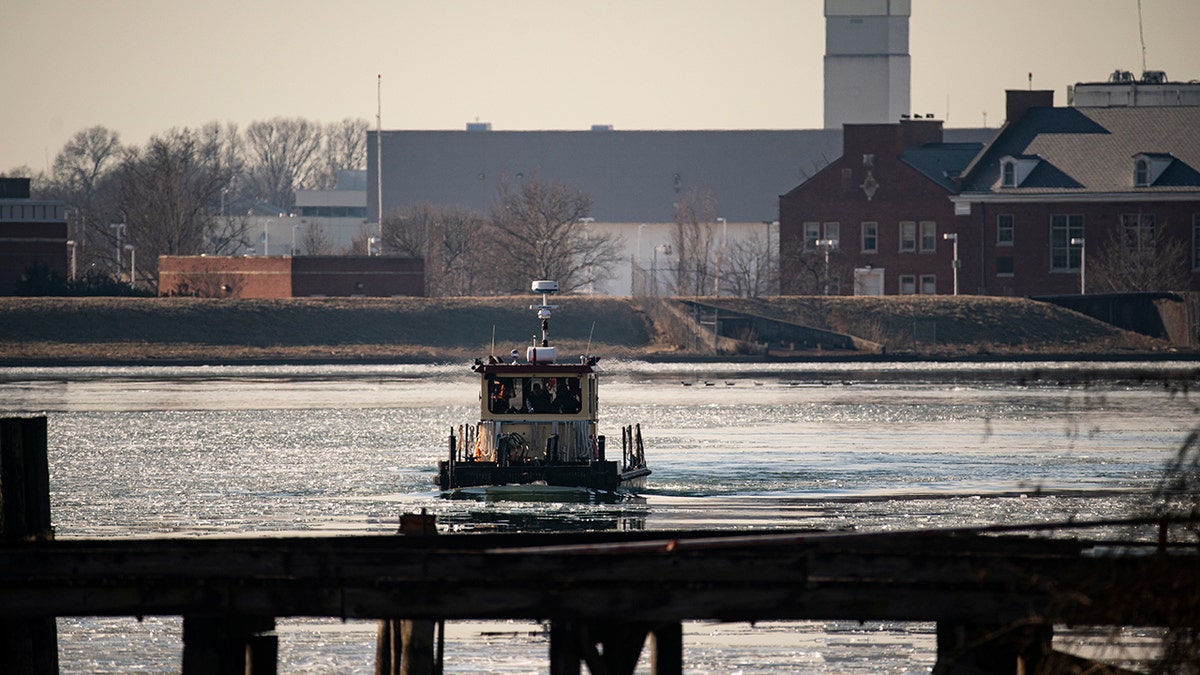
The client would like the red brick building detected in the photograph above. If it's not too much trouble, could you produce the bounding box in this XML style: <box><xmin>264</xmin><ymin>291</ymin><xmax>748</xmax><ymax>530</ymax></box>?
<box><xmin>0</xmin><ymin>178</ymin><xmax>68</xmax><ymax>295</ymax></box>
<box><xmin>158</xmin><ymin>256</ymin><xmax>425</xmax><ymax>298</ymax></box>
<box><xmin>779</xmin><ymin>119</ymin><xmax>983</xmax><ymax>295</ymax></box>
<box><xmin>780</xmin><ymin>91</ymin><xmax>1200</xmax><ymax>297</ymax></box>
<box><xmin>951</xmin><ymin>91</ymin><xmax>1200</xmax><ymax>296</ymax></box>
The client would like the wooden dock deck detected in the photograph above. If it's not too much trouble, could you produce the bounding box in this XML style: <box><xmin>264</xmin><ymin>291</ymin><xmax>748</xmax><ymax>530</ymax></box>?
<box><xmin>1</xmin><ymin>524</ymin><xmax>1198</xmax><ymax>674</ymax></box>
<box><xmin>3</xmin><ymin>416</ymin><xmax>1198</xmax><ymax>674</ymax></box>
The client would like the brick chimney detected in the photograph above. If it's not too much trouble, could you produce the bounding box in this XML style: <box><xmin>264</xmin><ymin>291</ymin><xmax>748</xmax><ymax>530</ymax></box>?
<box><xmin>1005</xmin><ymin>90</ymin><xmax>1054</xmax><ymax>124</ymax></box>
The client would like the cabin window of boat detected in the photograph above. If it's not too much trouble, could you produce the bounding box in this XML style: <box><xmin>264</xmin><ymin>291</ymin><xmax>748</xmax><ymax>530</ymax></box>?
<box><xmin>487</xmin><ymin>375</ymin><xmax>582</xmax><ymax>414</ymax></box>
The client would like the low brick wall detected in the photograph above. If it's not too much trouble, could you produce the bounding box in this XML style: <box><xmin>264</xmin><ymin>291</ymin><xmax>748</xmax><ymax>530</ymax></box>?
<box><xmin>158</xmin><ymin>256</ymin><xmax>425</xmax><ymax>298</ymax></box>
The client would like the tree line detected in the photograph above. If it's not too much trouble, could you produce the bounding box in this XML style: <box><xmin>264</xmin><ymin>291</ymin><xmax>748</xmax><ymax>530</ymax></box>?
<box><xmin>3</xmin><ymin>119</ymin><xmax>634</xmax><ymax>296</ymax></box>
<box><xmin>3</xmin><ymin>118</ymin><xmax>369</xmax><ymax>289</ymax></box>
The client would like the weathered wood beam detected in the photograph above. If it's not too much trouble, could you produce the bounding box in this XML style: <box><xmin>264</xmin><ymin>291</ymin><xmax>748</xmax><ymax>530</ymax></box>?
<box><xmin>0</xmin><ymin>417</ymin><xmax>56</xmax><ymax>675</ymax></box>
<box><xmin>1</xmin><ymin>531</ymin><xmax>1196</xmax><ymax>632</ymax></box>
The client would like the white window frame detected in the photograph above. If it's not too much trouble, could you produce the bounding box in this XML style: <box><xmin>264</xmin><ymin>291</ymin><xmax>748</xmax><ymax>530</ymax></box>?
<box><xmin>824</xmin><ymin>222</ymin><xmax>840</xmax><ymax>245</ymax></box>
<box><xmin>1135</xmin><ymin>159</ymin><xmax>1150</xmax><ymax>187</ymax></box>
<box><xmin>899</xmin><ymin>274</ymin><xmax>917</xmax><ymax>295</ymax></box>
<box><xmin>899</xmin><ymin>221</ymin><xmax>916</xmax><ymax>253</ymax></box>
<box><xmin>1050</xmin><ymin>214</ymin><xmax>1084</xmax><ymax>271</ymax></box>
<box><xmin>803</xmin><ymin>222</ymin><xmax>820</xmax><ymax>251</ymax></box>
<box><xmin>996</xmin><ymin>256</ymin><xmax>1014</xmax><ymax>277</ymax></box>
<box><xmin>919</xmin><ymin>221</ymin><xmax>937</xmax><ymax>252</ymax></box>
<box><xmin>1120</xmin><ymin>213</ymin><xmax>1156</xmax><ymax>253</ymax></box>
<box><xmin>861</xmin><ymin>221</ymin><xmax>878</xmax><ymax>253</ymax></box>
<box><xmin>920</xmin><ymin>274</ymin><xmax>937</xmax><ymax>295</ymax></box>
<box><xmin>997</xmin><ymin>214</ymin><xmax>1014</xmax><ymax>246</ymax></box>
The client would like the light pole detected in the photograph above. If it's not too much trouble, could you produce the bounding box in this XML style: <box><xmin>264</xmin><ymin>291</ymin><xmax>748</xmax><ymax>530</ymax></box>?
<box><xmin>66</xmin><ymin>240</ymin><xmax>77</xmax><ymax>282</ymax></box>
<box><xmin>262</xmin><ymin>221</ymin><xmax>270</xmax><ymax>256</ymax></box>
<box><xmin>652</xmin><ymin>244</ymin><xmax>672</xmax><ymax>296</ymax></box>
<box><xmin>714</xmin><ymin>217</ymin><xmax>727</xmax><ymax>296</ymax></box>
<box><xmin>634</xmin><ymin>224</ymin><xmax>647</xmax><ymax>294</ymax></box>
<box><xmin>292</xmin><ymin>223</ymin><xmax>300</xmax><ymax>256</ymax></box>
<box><xmin>1070</xmin><ymin>237</ymin><xmax>1086</xmax><ymax>294</ymax></box>
<box><xmin>763</xmin><ymin>220</ymin><xmax>778</xmax><ymax>296</ymax></box>
<box><xmin>110</xmin><ymin>223</ymin><xmax>125</xmax><ymax>274</ymax></box>
<box><xmin>124</xmin><ymin>244</ymin><xmax>136</xmax><ymax>289</ymax></box>
<box><xmin>943</xmin><ymin>233</ymin><xmax>959</xmax><ymax>295</ymax></box>
<box><xmin>816</xmin><ymin>239</ymin><xmax>838</xmax><ymax>295</ymax></box>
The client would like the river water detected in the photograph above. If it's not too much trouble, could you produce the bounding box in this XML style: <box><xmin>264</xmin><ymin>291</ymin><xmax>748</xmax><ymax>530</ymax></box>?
<box><xmin>2</xmin><ymin>360</ymin><xmax>1197</xmax><ymax>673</ymax></box>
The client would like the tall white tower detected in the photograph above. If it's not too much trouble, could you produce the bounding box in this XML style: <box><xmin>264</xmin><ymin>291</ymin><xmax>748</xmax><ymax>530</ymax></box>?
<box><xmin>824</xmin><ymin>0</ymin><xmax>911</xmax><ymax>128</ymax></box>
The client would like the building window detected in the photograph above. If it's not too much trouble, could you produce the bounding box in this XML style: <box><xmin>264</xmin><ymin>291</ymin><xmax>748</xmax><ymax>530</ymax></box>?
<box><xmin>997</xmin><ymin>214</ymin><xmax>1014</xmax><ymax>246</ymax></box>
<box><xmin>824</xmin><ymin>222</ymin><xmax>840</xmax><ymax>245</ymax></box>
<box><xmin>996</xmin><ymin>257</ymin><xmax>1014</xmax><ymax>276</ymax></box>
<box><xmin>862</xmin><ymin>153</ymin><xmax>875</xmax><ymax>167</ymax></box>
<box><xmin>899</xmin><ymin>221</ymin><xmax>916</xmax><ymax>252</ymax></box>
<box><xmin>920</xmin><ymin>275</ymin><xmax>937</xmax><ymax>295</ymax></box>
<box><xmin>919</xmin><ymin>221</ymin><xmax>937</xmax><ymax>252</ymax></box>
<box><xmin>899</xmin><ymin>275</ymin><xmax>917</xmax><ymax>295</ymax></box>
<box><xmin>803</xmin><ymin>222</ymin><xmax>820</xmax><ymax>250</ymax></box>
<box><xmin>1001</xmin><ymin>161</ymin><xmax>1016</xmax><ymax>188</ymax></box>
<box><xmin>1120</xmin><ymin>213</ymin><xmax>1156</xmax><ymax>252</ymax></box>
<box><xmin>1050</xmin><ymin>214</ymin><xmax>1084</xmax><ymax>271</ymax></box>
<box><xmin>1135</xmin><ymin>159</ymin><xmax>1150</xmax><ymax>187</ymax></box>
<box><xmin>861</xmin><ymin>222</ymin><xmax>878</xmax><ymax>253</ymax></box>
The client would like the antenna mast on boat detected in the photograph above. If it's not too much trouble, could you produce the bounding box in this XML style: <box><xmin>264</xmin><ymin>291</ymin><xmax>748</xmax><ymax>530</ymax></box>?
<box><xmin>531</xmin><ymin>280</ymin><xmax>558</xmax><ymax>347</ymax></box>
<box><xmin>528</xmin><ymin>280</ymin><xmax>559</xmax><ymax>363</ymax></box>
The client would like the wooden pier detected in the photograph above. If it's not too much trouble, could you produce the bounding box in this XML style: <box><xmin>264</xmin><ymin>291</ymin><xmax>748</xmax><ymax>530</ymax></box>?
<box><xmin>3</xmin><ymin>416</ymin><xmax>1198</xmax><ymax>674</ymax></box>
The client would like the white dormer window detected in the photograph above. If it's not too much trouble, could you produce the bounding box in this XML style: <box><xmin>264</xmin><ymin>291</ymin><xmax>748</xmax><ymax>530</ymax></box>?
<box><xmin>1133</xmin><ymin>153</ymin><xmax>1173</xmax><ymax>187</ymax></box>
<box><xmin>999</xmin><ymin>155</ymin><xmax>1040</xmax><ymax>188</ymax></box>
<box><xmin>1001</xmin><ymin>161</ymin><xmax>1015</xmax><ymax>187</ymax></box>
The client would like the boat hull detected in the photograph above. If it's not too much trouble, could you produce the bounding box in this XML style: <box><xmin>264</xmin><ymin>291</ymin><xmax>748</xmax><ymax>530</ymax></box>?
<box><xmin>437</xmin><ymin>460</ymin><xmax>649</xmax><ymax>493</ymax></box>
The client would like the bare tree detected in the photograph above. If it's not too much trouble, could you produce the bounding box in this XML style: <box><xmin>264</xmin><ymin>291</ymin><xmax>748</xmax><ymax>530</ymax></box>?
<box><xmin>198</xmin><ymin>122</ymin><xmax>245</xmax><ymax>211</ymax></box>
<box><xmin>315</xmin><ymin>118</ymin><xmax>369</xmax><ymax>189</ymax></box>
<box><xmin>1090</xmin><ymin>215</ymin><xmax>1191</xmax><ymax>292</ymax></box>
<box><xmin>778</xmin><ymin>232</ymin><xmax>848</xmax><ymax>295</ymax></box>
<box><xmin>51</xmin><ymin>126</ymin><xmax>123</xmax><ymax>196</ymax></box>
<box><xmin>243</xmin><ymin>117</ymin><xmax>323</xmax><ymax>210</ymax></box>
<box><xmin>670</xmin><ymin>186</ymin><xmax>719</xmax><ymax>296</ymax></box>
<box><xmin>383</xmin><ymin>203</ymin><xmax>492</xmax><ymax>296</ymax></box>
<box><xmin>113</xmin><ymin>128</ymin><xmax>231</xmax><ymax>285</ymax></box>
<box><xmin>723</xmin><ymin>231</ymin><xmax>775</xmax><ymax>297</ymax></box>
<box><xmin>46</xmin><ymin>126</ymin><xmax>124</xmax><ymax>275</ymax></box>
<box><xmin>300</xmin><ymin>221</ymin><xmax>332</xmax><ymax>256</ymax></box>
<box><xmin>488</xmin><ymin>177</ymin><xmax>622</xmax><ymax>294</ymax></box>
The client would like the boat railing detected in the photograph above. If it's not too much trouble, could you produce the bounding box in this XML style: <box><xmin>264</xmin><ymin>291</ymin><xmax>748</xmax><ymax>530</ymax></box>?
<box><xmin>620</xmin><ymin>424</ymin><xmax>646</xmax><ymax>471</ymax></box>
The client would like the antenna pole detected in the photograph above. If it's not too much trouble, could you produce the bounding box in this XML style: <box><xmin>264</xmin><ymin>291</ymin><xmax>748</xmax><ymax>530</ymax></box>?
<box><xmin>1138</xmin><ymin>0</ymin><xmax>1147</xmax><ymax>73</ymax></box>
<box><xmin>539</xmin><ymin>289</ymin><xmax>551</xmax><ymax>347</ymax></box>
<box><xmin>376</xmin><ymin>74</ymin><xmax>383</xmax><ymax>252</ymax></box>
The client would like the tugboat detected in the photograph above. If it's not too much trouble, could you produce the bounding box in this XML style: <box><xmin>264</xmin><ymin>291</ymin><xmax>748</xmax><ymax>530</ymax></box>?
<box><xmin>436</xmin><ymin>280</ymin><xmax>651</xmax><ymax>492</ymax></box>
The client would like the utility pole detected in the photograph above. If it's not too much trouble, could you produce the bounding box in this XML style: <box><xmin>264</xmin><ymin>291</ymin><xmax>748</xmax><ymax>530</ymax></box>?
<box><xmin>943</xmin><ymin>233</ymin><xmax>959</xmax><ymax>295</ymax></box>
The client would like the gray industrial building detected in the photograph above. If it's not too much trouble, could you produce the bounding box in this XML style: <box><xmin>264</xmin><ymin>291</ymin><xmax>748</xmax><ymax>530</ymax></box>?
<box><xmin>365</xmin><ymin>0</ymin><xmax>993</xmax><ymax>295</ymax></box>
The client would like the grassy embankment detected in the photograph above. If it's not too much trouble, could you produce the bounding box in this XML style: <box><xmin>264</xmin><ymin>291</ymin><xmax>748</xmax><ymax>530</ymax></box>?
<box><xmin>0</xmin><ymin>294</ymin><xmax>1171</xmax><ymax>366</ymax></box>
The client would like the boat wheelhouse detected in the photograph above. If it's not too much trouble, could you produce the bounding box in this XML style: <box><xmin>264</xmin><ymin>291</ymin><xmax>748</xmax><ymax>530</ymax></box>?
<box><xmin>436</xmin><ymin>280</ymin><xmax>650</xmax><ymax>492</ymax></box>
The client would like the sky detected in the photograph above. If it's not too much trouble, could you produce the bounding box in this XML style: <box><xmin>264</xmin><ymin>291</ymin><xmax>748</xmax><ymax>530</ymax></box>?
<box><xmin>3</xmin><ymin>0</ymin><xmax>1199</xmax><ymax>174</ymax></box>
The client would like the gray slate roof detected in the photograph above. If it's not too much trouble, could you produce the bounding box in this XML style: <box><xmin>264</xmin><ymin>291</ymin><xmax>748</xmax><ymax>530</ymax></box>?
<box><xmin>958</xmin><ymin>106</ymin><xmax>1200</xmax><ymax>194</ymax></box>
<box><xmin>372</xmin><ymin>128</ymin><xmax>994</xmax><ymax>223</ymax></box>
<box><xmin>900</xmin><ymin>142</ymin><xmax>986</xmax><ymax>192</ymax></box>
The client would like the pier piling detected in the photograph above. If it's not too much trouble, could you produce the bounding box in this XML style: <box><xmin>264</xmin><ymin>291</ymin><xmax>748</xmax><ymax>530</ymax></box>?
<box><xmin>0</xmin><ymin>416</ymin><xmax>56</xmax><ymax>675</ymax></box>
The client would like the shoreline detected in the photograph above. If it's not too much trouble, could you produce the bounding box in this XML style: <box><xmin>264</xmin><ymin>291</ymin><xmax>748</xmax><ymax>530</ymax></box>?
<box><xmin>3</xmin><ymin>348</ymin><xmax>1198</xmax><ymax>388</ymax></box>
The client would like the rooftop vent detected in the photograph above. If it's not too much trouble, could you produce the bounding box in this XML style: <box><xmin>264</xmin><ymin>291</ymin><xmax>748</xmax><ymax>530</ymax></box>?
<box><xmin>466</xmin><ymin>122</ymin><xmax>492</xmax><ymax>132</ymax></box>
